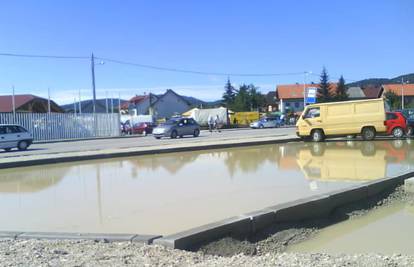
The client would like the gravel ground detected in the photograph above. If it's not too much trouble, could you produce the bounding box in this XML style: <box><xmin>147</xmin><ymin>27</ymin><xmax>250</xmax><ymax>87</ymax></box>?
<box><xmin>1</xmin><ymin>239</ymin><xmax>414</xmax><ymax>267</ymax></box>
<box><xmin>1</xmin><ymin>187</ymin><xmax>414</xmax><ymax>266</ymax></box>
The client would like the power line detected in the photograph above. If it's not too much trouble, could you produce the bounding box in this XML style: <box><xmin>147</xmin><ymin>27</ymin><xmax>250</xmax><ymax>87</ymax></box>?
<box><xmin>0</xmin><ymin>52</ymin><xmax>88</xmax><ymax>59</ymax></box>
<box><xmin>95</xmin><ymin>56</ymin><xmax>305</xmax><ymax>77</ymax></box>
<box><xmin>0</xmin><ymin>51</ymin><xmax>360</xmax><ymax>81</ymax></box>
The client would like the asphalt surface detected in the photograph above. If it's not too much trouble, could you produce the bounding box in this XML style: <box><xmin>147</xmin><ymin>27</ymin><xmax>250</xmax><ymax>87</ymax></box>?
<box><xmin>0</xmin><ymin>127</ymin><xmax>296</xmax><ymax>159</ymax></box>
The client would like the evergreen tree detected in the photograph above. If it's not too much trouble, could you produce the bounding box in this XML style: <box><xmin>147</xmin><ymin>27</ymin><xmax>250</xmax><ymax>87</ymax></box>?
<box><xmin>232</xmin><ymin>83</ymin><xmax>265</xmax><ymax>111</ymax></box>
<box><xmin>318</xmin><ymin>67</ymin><xmax>333</xmax><ymax>103</ymax></box>
<box><xmin>222</xmin><ymin>78</ymin><xmax>235</xmax><ymax>107</ymax></box>
<box><xmin>233</xmin><ymin>84</ymin><xmax>249</xmax><ymax>111</ymax></box>
<box><xmin>247</xmin><ymin>84</ymin><xmax>265</xmax><ymax>110</ymax></box>
<box><xmin>335</xmin><ymin>75</ymin><xmax>348</xmax><ymax>101</ymax></box>
<box><xmin>384</xmin><ymin>91</ymin><xmax>400</xmax><ymax>110</ymax></box>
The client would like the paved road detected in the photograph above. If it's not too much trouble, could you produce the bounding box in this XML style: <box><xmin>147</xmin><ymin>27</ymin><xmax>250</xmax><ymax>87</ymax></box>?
<box><xmin>0</xmin><ymin>127</ymin><xmax>296</xmax><ymax>159</ymax></box>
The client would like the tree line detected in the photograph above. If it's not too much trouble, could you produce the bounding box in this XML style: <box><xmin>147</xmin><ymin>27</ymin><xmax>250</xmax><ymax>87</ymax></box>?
<box><xmin>221</xmin><ymin>67</ymin><xmax>351</xmax><ymax>112</ymax></box>
<box><xmin>222</xmin><ymin>79</ymin><xmax>266</xmax><ymax>112</ymax></box>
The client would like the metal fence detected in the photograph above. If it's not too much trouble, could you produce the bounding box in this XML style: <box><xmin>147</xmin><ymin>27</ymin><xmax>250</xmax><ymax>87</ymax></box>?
<box><xmin>0</xmin><ymin>113</ymin><xmax>120</xmax><ymax>141</ymax></box>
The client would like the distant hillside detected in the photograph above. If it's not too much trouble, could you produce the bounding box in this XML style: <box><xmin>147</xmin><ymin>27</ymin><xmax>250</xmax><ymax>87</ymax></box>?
<box><xmin>181</xmin><ymin>95</ymin><xmax>222</xmax><ymax>108</ymax></box>
<box><xmin>61</xmin><ymin>96</ymin><xmax>221</xmax><ymax>112</ymax></box>
<box><xmin>61</xmin><ymin>98</ymin><xmax>128</xmax><ymax>113</ymax></box>
<box><xmin>347</xmin><ymin>73</ymin><xmax>414</xmax><ymax>87</ymax></box>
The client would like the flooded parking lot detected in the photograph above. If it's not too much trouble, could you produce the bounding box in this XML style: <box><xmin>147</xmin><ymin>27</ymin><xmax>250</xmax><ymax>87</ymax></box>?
<box><xmin>1</xmin><ymin>140</ymin><xmax>414</xmax><ymax>235</ymax></box>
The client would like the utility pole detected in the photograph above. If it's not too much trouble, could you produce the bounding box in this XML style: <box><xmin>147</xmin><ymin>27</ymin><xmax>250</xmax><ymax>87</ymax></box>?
<box><xmin>91</xmin><ymin>53</ymin><xmax>97</xmax><ymax>114</ymax></box>
<box><xmin>91</xmin><ymin>53</ymin><xmax>98</xmax><ymax>136</ymax></box>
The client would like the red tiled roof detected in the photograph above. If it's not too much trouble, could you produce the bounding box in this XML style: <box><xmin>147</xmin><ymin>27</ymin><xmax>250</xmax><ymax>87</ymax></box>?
<box><xmin>128</xmin><ymin>95</ymin><xmax>148</xmax><ymax>104</ymax></box>
<box><xmin>0</xmin><ymin>94</ymin><xmax>36</xmax><ymax>112</ymax></box>
<box><xmin>383</xmin><ymin>84</ymin><xmax>414</xmax><ymax>96</ymax></box>
<box><xmin>276</xmin><ymin>83</ymin><xmax>337</xmax><ymax>100</ymax></box>
<box><xmin>121</xmin><ymin>95</ymin><xmax>149</xmax><ymax>109</ymax></box>
<box><xmin>363</xmin><ymin>85</ymin><xmax>383</xmax><ymax>98</ymax></box>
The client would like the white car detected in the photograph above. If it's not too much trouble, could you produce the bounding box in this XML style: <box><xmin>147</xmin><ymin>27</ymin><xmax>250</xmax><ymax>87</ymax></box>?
<box><xmin>0</xmin><ymin>124</ymin><xmax>33</xmax><ymax>152</ymax></box>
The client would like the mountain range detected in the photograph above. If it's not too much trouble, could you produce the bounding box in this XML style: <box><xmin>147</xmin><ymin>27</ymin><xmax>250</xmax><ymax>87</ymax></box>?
<box><xmin>346</xmin><ymin>73</ymin><xmax>414</xmax><ymax>87</ymax></box>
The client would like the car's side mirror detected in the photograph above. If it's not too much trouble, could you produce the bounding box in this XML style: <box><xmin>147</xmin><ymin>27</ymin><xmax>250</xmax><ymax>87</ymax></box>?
<box><xmin>179</xmin><ymin>123</ymin><xmax>184</xmax><ymax>127</ymax></box>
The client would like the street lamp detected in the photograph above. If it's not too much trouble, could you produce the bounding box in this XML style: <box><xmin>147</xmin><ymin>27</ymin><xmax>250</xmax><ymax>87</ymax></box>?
<box><xmin>303</xmin><ymin>71</ymin><xmax>312</xmax><ymax>108</ymax></box>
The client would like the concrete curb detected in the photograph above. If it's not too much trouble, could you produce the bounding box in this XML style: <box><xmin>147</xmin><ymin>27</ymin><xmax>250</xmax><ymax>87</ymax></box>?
<box><xmin>0</xmin><ymin>137</ymin><xmax>299</xmax><ymax>169</ymax></box>
<box><xmin>153</xmin><ymin>216</ymin><xmax>251</xmax><ymax>250</ymax></box>
<box><xmin>154</xmin><ymin>172</ymin><xmax>413</xmax><ymax>250</ymax></box>
<box><xmin>0</xmin><ymin>231</ymin><xmax>161</xmax><ymax>244</ymax></box>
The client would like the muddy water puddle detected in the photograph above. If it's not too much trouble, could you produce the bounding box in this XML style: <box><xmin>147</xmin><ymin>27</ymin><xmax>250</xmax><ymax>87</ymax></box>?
<box><xmin>287</xmin><ymin>199</ymin><xmax>414</xmax><ymax>254</ymax></box>
<box><xmin>0</xmin><ymin>140</ymin><xmax>413</xmax><ymax>235</ymax></box>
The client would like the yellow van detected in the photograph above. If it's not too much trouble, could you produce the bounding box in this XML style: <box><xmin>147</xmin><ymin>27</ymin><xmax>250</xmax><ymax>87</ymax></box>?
<box><xmin>296</xmin><ymin>98</ymin><xmax>386</xmax><ymax>142</ymax></box>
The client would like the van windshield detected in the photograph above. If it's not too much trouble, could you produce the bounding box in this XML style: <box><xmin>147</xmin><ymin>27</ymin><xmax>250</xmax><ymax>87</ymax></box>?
<box><xmin>304</xmin><ymin>107</ymin><xmax>320</xmax><ymax>119</ymax></box>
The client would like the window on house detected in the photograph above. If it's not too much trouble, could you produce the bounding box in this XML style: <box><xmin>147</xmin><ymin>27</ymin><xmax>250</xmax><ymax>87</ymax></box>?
<box><xmin>294</xmin><ymin>102</ymin><xmax>300</xmax><ymax>108</ymax></box>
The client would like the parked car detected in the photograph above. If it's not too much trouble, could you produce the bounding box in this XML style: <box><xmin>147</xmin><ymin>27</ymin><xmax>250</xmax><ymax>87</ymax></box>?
<box><xmin>396</xmin><ymin>109</ymin><xmax>414</xmax><ymax>136</ymax></box>
<box><xmin>385</xmin><ymin>112</ymin><xmax>407</xmax><ymax>138</ymax></box>
<box><xmin>153</xmin><ymin>117</ymin><xmax>200</xmax><ymax>139</ymax></box>
<box><xmin>130</xmin><ymin>122</ymin><xmax>154</xmax><ymax>135</ymax></box>
<box><xmin>296</xmin><ymin>98</ymin><xmax>386</xmax><ymax>142</ymax></box>
<box><xmin>0</xmin><ymin>124</ymin><xmax>33</xmax><ymax>151</ymax></box>
<box><xmin>250</xmin><ymin>117</ymin><xmax>282</xmax><ymax>129</ymax></box>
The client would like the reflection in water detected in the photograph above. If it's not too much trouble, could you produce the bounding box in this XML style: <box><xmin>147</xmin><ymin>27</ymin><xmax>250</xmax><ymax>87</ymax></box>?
<box><xmin>0</xmin><ymin>167</ymin><xmax>67</xmax><ymax>193</ymax></box>
<box><xmin>0</xmin><ymin>140</ymin><xmax>413</xmax><ymax>235</ymax></box>
<box><xmin>128</xmin><ymin>152</ymin><xmax>200</xmax><ymax>177</ymax></box>
<box><xmin>297</xmin><ymin>140</ymin><xmax>414</xmax><ymax>181</ymax></box>
<box><xmin>287</xmin><ymin>200</ymin><xmax>414</xmax><ymax>254</ymax></box>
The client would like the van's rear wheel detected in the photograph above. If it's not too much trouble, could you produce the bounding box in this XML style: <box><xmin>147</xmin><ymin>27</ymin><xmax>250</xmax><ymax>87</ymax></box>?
<box><xmin>311</xmin><ymin>129</ymin><xmax>324</xmax><ymax>142</ymax></box>
<box><xmin>361</xmin><ymin>127</ymin><xmax>376</xmax><ymax>141</ymax></box>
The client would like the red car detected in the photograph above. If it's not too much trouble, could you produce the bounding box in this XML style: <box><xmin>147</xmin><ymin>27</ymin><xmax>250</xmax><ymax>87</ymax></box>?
<box><xmin>385</xmin><ymin>112</ymin><xmax>407</xmax><ymax>138</ymax></box>
<box><xmin>130</xmin><ymin>122</ymin><xmax>154</xmax><ymax>135</ymax></box>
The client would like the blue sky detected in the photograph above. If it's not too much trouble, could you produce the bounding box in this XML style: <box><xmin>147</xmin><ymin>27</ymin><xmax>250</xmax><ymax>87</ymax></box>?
<box><xmin>0</xmin><ymin>0</ymin><xmax>413</xmax><ymax>104</ymax></box>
